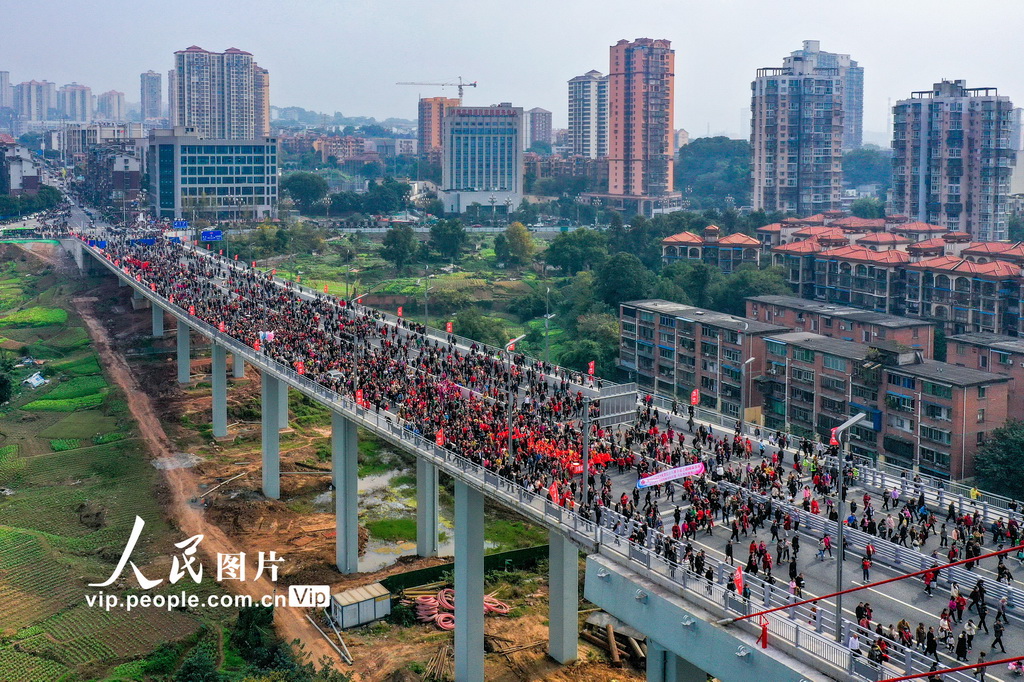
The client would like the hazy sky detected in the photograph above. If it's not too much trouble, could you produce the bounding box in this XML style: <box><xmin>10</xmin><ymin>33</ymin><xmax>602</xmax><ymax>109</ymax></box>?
<box><xmin>6</xmin><ymin>0</ymin><xmax>1024</xmax><ymax>142</ymax></box>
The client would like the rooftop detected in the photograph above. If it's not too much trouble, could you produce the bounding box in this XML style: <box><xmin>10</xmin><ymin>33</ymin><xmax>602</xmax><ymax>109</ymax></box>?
<box><xmin>948</xmin><ymin>332</ymin><xmax>1024</xmax><ymax>354</ymax></box>
<box><xmin>893</xmin><ymin>221</ymin><xmax>947</xmax><ymax>233</ymax></box>
<box><xmin>717</xmin><ymin>233</ymin><xmax>760</xmax><ymax>246</ymax></box>
<box><xmin>908</xmin><ymin>255</ymin><xmax>1020</xmax><ymax>277</ymax></box>
<box><xmin>622</xmin><ymin>300</ymin><xmax>789</xmax><ymax>334</ymax></box>
<box><xmin>662</xmin><ymin>231</ymin><xmax>703</xmax><ymax>245</ymax></box>
<box><xmin>856</xmin><ymin>233</ymin><xmax>911</xmax><ymax>245</ymax></box>
<box><xmin>816</xmin><ymin>245</ymin><xmax>910</xmax><ymax>265</ymax></box>
<box><xmin>747</xmin><ymin>295</ymin><xmax>931</xmax><ymax>329</ymax></box>
<box><xmin>894</xmin><ymin>360</ymin><xmax>1011</xmax><ymax>387</ymax></box>
<box><xmin>765</xmin><ymin>331</ymin><xmax>871</xmax><ymax>361</ymax></box>
<box><xmin>773</xmin><ymin>238</ymin><xmax>825</xmax><ymax>254</ymax></box>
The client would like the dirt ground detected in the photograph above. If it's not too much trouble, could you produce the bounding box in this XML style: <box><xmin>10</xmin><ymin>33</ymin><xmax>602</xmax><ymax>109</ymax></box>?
<box><xmin>54</xmin><ymin>243</ymin><xmax>641</xmax><ymax>682</ymax></box>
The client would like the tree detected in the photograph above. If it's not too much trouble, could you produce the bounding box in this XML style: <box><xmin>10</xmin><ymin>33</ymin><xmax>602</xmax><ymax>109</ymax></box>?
<box><xmin>559</xmin><ymin>338</ymin><xmax>616</xmax><ymax>377</ymax></box>
<box><xmin>974</xmin><ymin>420</ymin><xmax>1024</xmax><ymax>499</ymax></box>
<box><xmin>381</xmin><ymin>224</ymin><xmax>418</xmax><ymax>272</ymax></box>
<box><xmin>659</xmin><ymin>261</ymin><xmax>723</xmax><ymax>309</ymax></box>
<box><xmin>504</xmin><ymin>222</ymin><xmax>536</xmax><ymax>265</ymax></box>
<box><xmin>711</xmin><ymin>266</ymin><xmax>791</xmax><ymax>315</ymax></box>
<box><xmin>595</xmin><ymin>252</ymin><xmax>653</xmax><ymax>307</ymax></box>
<box><xmin>0</xmin><ymin>373</ymin><xmax>11</xmax><ymax>404</ymax></box>
<box><xmin>493</xmin><ymin>233</ymin><xmax>511</xmax><ymax>264</ymax></box>
<box><xmin>674</xmin><ymin>137</ymin><xmax>751</xmax><ymax>210</ymax></box>
<box><xmin>851</xmin><ymin>197</ymin><xmax>885</xmax><ymax>219</ymax></box>
<box><xmin>429</xmin><ymin>219</ymin><xmax>467</xmax><ymax>261</ymax></box>
<box><xmin>174</xmin><ymin>645</ymin><xmax>221</xmax><ymax>682</ymax></box>
<box><xmin>933</xmin><ymin>327</ymin><xmax>947</xmax><ymax>362</ymax></box>
<box><xmin>453</xmin><ymin>308</ymin><xmax>508</xmax><ymax>347</ymax></box>
<box><xmin>545</xmin><ymin>228</ymin><xmax>608</xmax><ymax>275</ymax></box>
<box><xmin>556</xmin><ymin>271</ymin><xmax>611</xmax><ymax>329</ymax></box>
<box><xmin>279</xmin><ymin>172</ymin><xmax>328</xmax><ymax>213</ymax></box>
<box><xmin>843</xmin><ymin>146</ymin><xmax>892</xmax><ymax>193</ymax></box>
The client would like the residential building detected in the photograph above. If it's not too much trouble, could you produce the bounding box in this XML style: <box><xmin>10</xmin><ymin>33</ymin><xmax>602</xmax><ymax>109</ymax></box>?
<box><xmin>167</xmin><ymin>68</ymin><xmax>176</xmax><ymax>124</ymax></box>
<box><xmin>0</xmin><ymin>137</ymin><xmax>39</xmax><ymax>195</ymax></box>
<box><xmin>567</xmin><ymin>70</ymin><xmax>608</xmax><ymax>159</ymax></box>
<box><xmin>947</xmin><ymin>332</ymin><xmax>1024</xmax><ymax>405</ymax></box>
<box><xmin>58</xmin><ymin>83</ymin><xmax>93</xmax><ymax>122</ymax></box>
<box><xmin>597</xmin><ymin>38</ymin><xmax>681</xmax><ymax>215</ymax></box>
<box><xmin>756</xmin><ymin>331</ymin><xmax>1006</xmax><ymax>479</ymax></box>
<box><xmin>60</xmin><ymin>122</ymin><xmax>145</xmax><ymax>163</ymax></box>
<box><xmin>890</xmin><ymin>80</ymin><xmax>1015</xmax><ymax>240</ymax></box>
<box><xmin>140</xmin><ymin>70</ymin><xmax>162</xmax><ymax>120</ymax></box>
<box><xmin>619</xmin><ymin>299</ymin><xmax>789</xmax><ymax>421</ymax></box>
<box><xmin>783</xmin><ymin>40</ymin><xmax>863</xmax><ymax>150</ymax></box>
<box><xmin>82</xmin><ymin>143</ymin><xmax>142</xmax><ymax>208</ymax></box>
<box><xmin>439</xmin><ymin>103</ymin><xmax>523</xmax><ymax>214</ymax></box>
<box><xmin>751</xmin><ymin>56</ymin><xmax>844</xmax><ymax>215</ymax></box>
<box><xmin>171</xmin><ymin>46</ymin><xmax>270</xmax><ymax>140</ymax></box>
<box><xmin>0</xmin><ymin>71</ymin><xmax>11</xmax><ymax>109</ymax></box>
<box><xmin>418</xmin><ymin>96</ymin><xmax>460</xmax><ymax>167</ymax></box>
<box><xmin>812</xmin><ymin>245</ymin><xmax>909</xmax><ymax>313</ymax></box>
<box><xmin>746</xmin><ymin>294</ymin><xmax>935</xmax><ymax>358</ymax></box>
<box><xmin>660</xmin><ymin>225</ymin><xmax>761</xmax><ymax>273</ymax></box>
<box><xmin>13</xmin><ymin>80</ymin><xmax>56</xmax><ymax>121</ymax></box>
<box><xmin>148</xmin><ymin>126</ymin><xmax>278</xmax><ymax>221</ymax></box>
<box><xmin>524</xmin><ymin>107</ymin><xmax>552</xmax><ymax>150</ymax></box>
<box><xmin>674</xmin><ymin>128</ymin><xmax>690</xmax><ymax>152</ymax></box>
<box><xmin>904</xmin><ymin>256</ymin><xmax>1020</xmax><ymax>335</ymax></box>
<box><xmin>314</xmin><ymin>135</ymin><xmax>366</xmax><ymax>163</ymax></box>
<box><xmin>523</xmin><ymin>153</ymin><xmax>607</xmax><ymax>194</ymax></box>
<box><xmin>96</xmin><ymin>91</ymin><xmax>126</xmax><ymax>121</ymax></box>
<box><xmin>254</xmin><ymin>66</ymin><xmax>271</xmax><ymax>137</ymax></box>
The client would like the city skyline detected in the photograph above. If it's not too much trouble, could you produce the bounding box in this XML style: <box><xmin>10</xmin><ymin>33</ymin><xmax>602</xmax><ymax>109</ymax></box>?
<box><xmin>4</xmin><ymin>0</ymin><xmax>1024</xmax><ymax>140</ymax></box>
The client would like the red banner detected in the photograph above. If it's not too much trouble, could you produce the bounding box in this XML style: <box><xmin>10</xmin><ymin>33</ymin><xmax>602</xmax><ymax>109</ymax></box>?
<box><xmin>829</xmin><ymin>427</ymin><xmax>839</xmax><ymax>447</ymax></box>
<box><xmin>188</xmin><ymin>305</ymin><xmax>195</xmax><ymax>316</ymax></box>
<box><xmin>548</xmin><ymin>482</ymin><xmax>560</xmax><ymax>505</ymax></box>
<box><xmin>253</xmin><ymin>339</ymin><xmax>260</xmax><ymax>351</ymax></box>
<box><xmin>446</xmin><ymin>321</ymin><xmax>453</xmax><ymax>333</ymax></box>
<box><xmin>355</xmin><ymin>388</ymin><xmax>363</xmax><ymax>405</ymax></box>
<box><xmin>397</xmin><ymin>306</ymin><xmax>403</xmax><ymax>318</ymax></box>
<box><xmin>234</xmin><ymin>254</ymin><xmax>238</xmax><ymax>260</ymax></box>
<box><xmin>295</xmin><ymin>360</ymin><xmax>305</xmax><ymax>375</ymax></box>
<box><xmin>507</xmin><ymin>342</ymin><xmax>515</xmax><ymax>352</ymax></box>
<box><xmin>150</xmin><ymin>283</ymin><xmax>156</xmax><ymax>291</ymax></box>
<box><xmin>690</xmin><ymin>388</ymin><xmax>700</xmax><ymax>406</ymax></box>
<box><xmin>323</xmin><ymin>284</ymin><xmax>328</xmax><ymax>294</ymax></box>
<box><xmin>734</xmin><ymin>566</ymin><xmax>744</xmax><ymax>596</ymax></box>
<box><xmin>218</xmin><ymin>322</ymin><xmax>226</xmax><ymax>332</ymax></box>
<box><xmin>587</xmin><ymin>360</ymin><xmax>595</xmax><ymax>375</ymax></box>
<box><xmin>435</xmin><ymin>429</ymin><xmax>444</xmax><ymax>447</ymax></box>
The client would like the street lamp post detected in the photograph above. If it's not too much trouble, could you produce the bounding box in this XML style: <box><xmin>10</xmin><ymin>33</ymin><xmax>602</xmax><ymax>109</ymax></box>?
<box><xmin>740</xmin><ymin>357</ymin><xmax>755</xmax><ymax>425</ymax></box>
<box><xmin>831</xmin><ymin>412</ymin><xmax>868</xmax><ymax>643</ymax></box>
<box><xmin>544</xmin><ymin>286</ymin><xmax>552</xmax><ymax>366</ymax></box>
<box><xmin>489</xmin><ymin>195</ymin><xmax>497</xmax><ymax>225</ymax></box>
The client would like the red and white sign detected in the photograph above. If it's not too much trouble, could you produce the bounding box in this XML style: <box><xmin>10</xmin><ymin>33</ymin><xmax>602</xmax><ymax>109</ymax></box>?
<box><xmin>690</xmin><ymin>388</ymin><xmax>700</xmax><ymax>406</ymax></box>
<box><xmin>355</xmin><ymin>388</ymin><xmax>364</xmax><ymax>406</ymax></box>
<box><xmin>218</xmin><ymin>322</ymin><xmax>226</xmax><ymax>332</ymax></box>
<box><xmin>397</xmin><ymin>307</ymin><xmax>403</xmax><ymax>318</ymax></box>
<box><xmin>294</xmin><ymin>360</ymin><xmax>305</xmax><ymax>375</ymax></box>
<box><xmin>588</xmin><ymin>360</ymin><xmax>595</xmax><ymax>376</ymax></box>
<box><xmin>253</xmin><ymin>339</ymin><xmax>261</xmax><ymax>351</ymax></box>
<box><xmin>234</xmin><ymin>254</ymin><xmax>239</xmax><ymax>261</ymax></box>
<box><xmin>150</xmin><ymin>283</ymin><xmax>156</xmax><ymax>292</ymax></box>
<box><xmin>188</xmin><ymin>305</ymin><xmax>195</xmax><ymax>316</ymax></box>
<box><xmin>829</xmin><ymin>428</ymin><xmax>839</xmax><ymax>447</ymax></box>
<box><xmin>435</xmin><ymin>429</ymin><xmax>445</xmax><ymax>447</ymax></box>
<box><xmin>734</xmin><ymin>566</ymin><xmax>744</xmax><ymax>596</ymax></box>
<box><xmin>636</xmin><ymin>462</ymin><xmax>706</xmax><ymax>489</ymax></box>
<box><xmin>507</xmin><ymin>342</ymin><xmax>515</xmax><ymax>352</ymax></box>
<box><xmin>446</xmin><ymin>321</ymin><xmax>453</xmax><ymax>334</ymax></box>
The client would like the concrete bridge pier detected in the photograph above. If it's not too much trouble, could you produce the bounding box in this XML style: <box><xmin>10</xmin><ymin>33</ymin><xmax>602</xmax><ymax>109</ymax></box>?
<box><xmin>454</xmin><ymin>481</ymin><xmax>485</xmax><ymax>682</ymax></box>
<box><xmin>260</xmin><ymin>373</ymin><xmax>281</xmax><ymax>500</ymax></box>
<box><xmin>119</xmin><ymin>278</ymin><xmax>128</xmax><ymax>287</ymax></box>
<box><xmin>547</xmin><ymin>530</ymin><xmax>579</xmax><ymax>664</ymax></box>
<box><xmin>232</xmin><ymin>353</ymin><xmax>245</xmax><ymax>379</ymax></box>
<box><xmin>278</xmin><ymin>381</ymin><xmax>289</xmax><ymax>429</ymax></box>
<box><xmin>176</xmin><ymin>322</ymin><xmax>191</xmax><ymax>384</ymax></box>
<box><xmin>211</xmin><ymin>343</ymin><xmax>227</xmax><ymax>438</ymax></box>
<box><xmin>415</xmin><ymin>458</ymin><xmax>439</xmax><ymax>557</ymax></box>
<box><xmin>152</xmin><ymin>306</ymin><xmax>164</xmax><ymax>337</ymax></box>
<box><xmin>332</xmin><ymin>412</ymin><xmax>359</xmax><ymax>574</ymax></box>
<box><xmin>646</xmin><ymin>641</ymin><xmax>706</xmax><ymax>682</ymax></box>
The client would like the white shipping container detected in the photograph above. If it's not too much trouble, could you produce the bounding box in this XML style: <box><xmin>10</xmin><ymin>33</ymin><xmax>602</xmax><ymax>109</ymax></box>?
<box><xmin>330</xmin><ymin>582</ymin><xmax>392</xmax><ymax>629</ymax></box>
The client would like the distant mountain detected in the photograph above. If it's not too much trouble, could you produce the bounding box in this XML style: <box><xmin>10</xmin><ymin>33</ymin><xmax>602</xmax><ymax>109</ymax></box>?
<box><xmin>271</xmin><ymin>106</ymin><xmax>415</xmax><ymax>129</ymax></box>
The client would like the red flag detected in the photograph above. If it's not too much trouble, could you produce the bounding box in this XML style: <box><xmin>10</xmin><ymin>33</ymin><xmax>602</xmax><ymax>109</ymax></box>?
<box><xmin>234</xmin><ymin>254</ymin><xmax>239</xmax><ymax>261</ymax></box>
<box><xmin>218</xmin><ymin>321</ymin><xmax>226</xmax><ymax>332</ymax></box>
<box><xmin>272</xmin><ymin>269</ymin><xmax>276</xmax><ymax>276</ymax></box>
<box><xmin>690</xmin><ymin>388</ymin><xmax>700</xmax><ymax>406</ymax></box>
<box><xmin>587</xmin><ymin>360</ymin><xmax>595</xmax><ymax>375</ymax></box>
<box><xmin>435</xmin><ymin>429</ymin><xmax>445</xmax><ymax>447</ymax></box>
<box><xmin>446</xmin><ymin>321</ymin><xmax>453</xmax><ymax>333</ymax></box>
<box><xmin>169</xmin><ymin>294</ymin><xmax>175</xmax><ymax>304</ymax></box>
<box><xmin>188</xmin><ymin>305</ymin><xmax>195</xmax><ymax>316</ymax></box>
<box><xmin>135</xmin><ymin>274</ymin><xmax>141</xmax><ymax>282</ymax></box>
<box><xmin>829</xmin><ymin>428</ymin><xmax>839</xmax><ymax>447</ymax></box>
<box><xmin>397</xmin><ymin>307</ymin><xmax>403</xmax><ymax>318</ymax></box>
<box><xmin>295</xmin><ymin>360</ymin><xmax>305</xmax><ymax>375</ymax></box>
<box><xmin>150</xmin><ymin>283</ymin><xmax>156</xmax><ymax>291</ymax></box>
<box><xmin>548</xmin><ymin>482</ymin><xmax>560</xmax><ymax>505</ymax></box>
<box><xmin>323</xmin><ymin>284</ymin><xmax>329</xmax><ymax>294</ymax></box>
<box><xmin>734</xmin><ymin>566</ymin><xmax>744</xmax><ymax>596</ymax></box>
<box><xmin>508</xmin><ymin>342</ymin><xmax>515</xmax><ymax>352</ymax></box>
<box><xmin>218</xmin><ymin>249</ymin><xmax>222</xmax><ymax>255</ymax></box>
<box><xmin>253</xmin><ymin>339</ymin><xmax>261</xmax><ymax>351</ymax></box>
<box><xmin>355</xmin><ymin>388</ymin><xmax>364</xmax><ymax>405</ymax></box>
<box><xmin>297</xmin><ymin>275</ymin><xmax>301</xmax><ymax>283</ymax></box>
<box><xmin>251</xmin><ymin>261</ymin><xmax>256</xmax><ymax>268</ymax></box>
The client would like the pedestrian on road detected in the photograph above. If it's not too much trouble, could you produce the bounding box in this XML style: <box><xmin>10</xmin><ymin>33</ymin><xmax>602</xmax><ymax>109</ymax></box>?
<box><xmin>965</xmin><ymin>619</ymin><xmax>977</xmax><ymax>651</ymax></box>
<box><xmin>861</xmin><ymin>555</ymin><xmax>872</xmax><ymax>582</ymax></box>
<box><xmin>955</xmin><ymin>631</ymin><xmax>969</xmax><ymax>661</ymax></box>
<box><xmin>974</xmin><ymin>651</ymin><xmax>987</xmax><ymax>681</ymax></box>
<box><xmin>991</xmin><ymin>620</ymin><xmax>1005</xmax><ymax>653</ymax></box>
<box><xmin>925</xmin><ymin>627</ymin><xmax>939</xmax><ymax>662</ymax></box>
<box><xmin>977</xmin><ymin>602</ymin><xmax>989</xmax><ymax>634</ymax></box>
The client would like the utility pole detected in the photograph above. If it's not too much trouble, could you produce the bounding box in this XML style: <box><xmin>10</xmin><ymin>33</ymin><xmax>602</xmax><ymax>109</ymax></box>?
<box><xmin>581</xmin><ymin>398</ymin><xmax>592</xmax><ymax>508</ymax></box>
<box><xmin>832</xmin><ymin>412</ymin><xmax>867</xmax><ymax>643</ymax></box>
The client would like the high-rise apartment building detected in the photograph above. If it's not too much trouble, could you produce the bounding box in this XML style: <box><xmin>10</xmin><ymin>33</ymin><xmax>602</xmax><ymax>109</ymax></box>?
<box><xmin>140</xmin><ymin>70</ymin><xmax>162</xmax><ymax>120</ymax></box>
<box><xmin>784</xmin><ymin>41</ymin><xmax>863</xmax><ymax>151</ymax></box>
<box><xmin>96</xmin><ymin>91</ymin><xmax>126</xmax><ymax>121</ymax></box>
<box><xmin>440</xmin><ymin>103</ymin><xmax>523</xmax><ymax>213</ymax></box>
<box><xmin>890</xmin><ymin>80</ymin><xmax>1015</xmax><ymax>241</ymax></box>
<box><xmin>751</xmin><ymin>57</ymin><xmax>844</xmax><ymax>216</ymax></box>
<box><xmin>59</xmin><ymin>83</ymin><xmax>93</xmax><ymax>122</ymax></box>
<box><xmin>567</xmin><ymin>70</ymin><xmax>608</xmax><ymax>159</ymax></box>
<box><xmin>13</xmin><ymin>80</ymin><xmax>56</xmax><ymax>121</ymax></box>
<box><xmin>171</xmin><ymin>46</ymin><xmax>270</xmax><ymax>140</ymax></box>
<box><xmin>523</xmin><ymin>107</ymin><xmax>552</xmax><ymax>150</ymax></box>
<box><xmin>418</xmin><ymin>96</ymin><xmax>460</xmax><ymax>166</ymax></box>
<box><xmin>253</xmin><ymin>66</ymin><xmax>271</xmax><ymax>137</ymax></box>
<box><xmin>0</xmin><ymin>71</ymin><xmax>12</xmax><ymax>109</ymax></box>
<box><xmin>606</xmin><ymin>38</ymin><xmax>679</xmax><ymax>212</ymax></box>
<box><xmin>167</xmin><ymin>69</ymin><xmax>176</xmax><ymax>124</ymax></box>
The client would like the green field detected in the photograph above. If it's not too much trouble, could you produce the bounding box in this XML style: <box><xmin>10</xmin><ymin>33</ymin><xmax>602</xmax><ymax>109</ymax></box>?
<box><xmin>0</xmin><ymin>306</ymin><xmax>68</xmax><ymax>328</ymax></box>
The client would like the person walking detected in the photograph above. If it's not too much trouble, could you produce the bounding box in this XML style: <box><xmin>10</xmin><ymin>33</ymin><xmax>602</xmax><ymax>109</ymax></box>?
<box><xmin>991</xmin><ymin>620</ymin><xmax>1005</xmax><ymax>653</ymax></box>
<box><xmin>861</xmin><ymin>555</ymin><xmax>872</xmax><ymax>582</ymax></box>
<box><xmin>955</xmin><ymin>631</ymin><xmax>969</xmax><ymax>662</ymax></box>
<box><xmin>974</xmin><ymin>651</ymin><xmax>987</xmax><ymax>681</ymax></box>
<box><xmin>965</xmin><ymin>619</ymin><xmax>977</xmax><ymax>651</ymax></box>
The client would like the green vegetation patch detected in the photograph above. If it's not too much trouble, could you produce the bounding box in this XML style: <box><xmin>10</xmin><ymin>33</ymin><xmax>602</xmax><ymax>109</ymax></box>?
<box><xmin>38</xmin><ymin>411</ymin><xmax>119</xmax><ymax>439</ymax></box>
<box><xmin>485</xmin><ymin>519</ymin><xmax>549</xmax><ymax>553</ymax></box>
<box><xmin>43</xmin><ymin>375</ymin><xmax>108</xmax><ymax>400</ymax></box>
<box><xmin>92</xmin><ymin>432</ymin><xmax>125</xmax><ymax>445</ymax></box>
<box><xmin>0</xmin><ymin>528</ymin><xmax>81</xmax><ymax>635</ymax></box>
<box><xmin>0</xmin><ymin>645</ymin><xmax>73</xmax><ymax>682</ymax></box>
<box><xmin>366</xmin><ymin>518</ymin><xmax>416</xmax><ymax>542</ymax></box>
<box><xmin>0</xmin><ymin>307</ymin><xmax>68</xmax><ymax>328</ymax></box>
<box><xmin>49</xmin><ymin>438</ymin><xmax>81</xmax><ymax>452</ymax></box>
<box><xmin>22</xmin><ymin>393</ymin><xmax>105</xmax><ymax>412</ymax></box>
<box><xmin>50</xmin><ymin>354</ymin><xmax>102</xmax><ymax>376</ymax></box>
<box><xmin>45</xmin><ymin>326</ymin><xmax>90</xmax><ymax>350</ymax></box>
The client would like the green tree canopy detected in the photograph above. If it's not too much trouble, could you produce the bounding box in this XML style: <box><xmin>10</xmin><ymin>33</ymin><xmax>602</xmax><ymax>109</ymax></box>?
<box><xmin>279</xmin><ymin>172</ymin><xmax>329</xmax><ymax>213</ymax></box>
<box><xmin>710</xmin><ymin>266</ymin><xmax>792</xmax><ymax>315</ymax></box>
<box><xmin>429</xmin><ymin>219</ymin><xmax>467</xmax><ymax>261</ymax></box>
<box><xmin>545</xmin><ymin>228</ymin><xmax>608</xmax><ymax>275</ymax></box>
<box><xmin>504</xmin><ymin>222</ymin><xmax>537</xmax><ymax>265</ymax></box>
<box><xmin>659</xmin><ymin>261</ymin><xmax>723</xmax><ymax>309</ymax></box>
<box><xmin>974</xmin><ymin>419</ymin><xmax>1024</xmax><ymax>499</ymax></box>
<box><xmin>851</xmin><ymin>197</ymin><xmax>885</xmax><ymax>219</ymax></box>
<box><xmin>674</xmin><ymin>137</ymin><xmax>751</xmax><ymax>210</ymax></box>
<box><xmin>381</xmin><ymin>224</ymin><xmax>418</xmax><ymax>272</ymax></box>
<box><xmin>595</xmin><ymin>252</ymin><xmax>653</xmax><ymax>307</ymax></box>
<box><xmin>843</xmin><ymin>146</ymin><xmax>892</xmax><ymax>193</ymax></box>
<box><xmin>453</xmin><ymin>308</ymin><xmax>508</xmax><ymax>347</ymax></box>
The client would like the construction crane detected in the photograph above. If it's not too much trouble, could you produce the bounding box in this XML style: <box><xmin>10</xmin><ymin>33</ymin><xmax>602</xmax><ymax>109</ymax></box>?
<box><xmin>396</xmin><ymin>76</ymin><xmax>477</xmax><ymax>99</ymax></box>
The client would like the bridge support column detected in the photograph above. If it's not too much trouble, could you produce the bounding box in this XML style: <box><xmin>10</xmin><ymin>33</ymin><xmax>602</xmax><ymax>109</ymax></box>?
<box><xmin>211</xmin><ymin>343</ymin><xmax>227</xmax><ymax>438</ymax></box>
<box><xmin>152</xmin><ymin>306</ymin><xmax>164</xmax><ymax>337</ymax></box>
<box><xmin>119</xmin><ymin>278</ymin><xmax>127</xmax><ymax>287</ymax></box>
<box><xmin>333</xmin><ymin>412</ymin><xmax>359</xmax><ymax>574</ymax></box>
<box><xmin>232</xmin><ymin>353</ymin><xmax>245</xmax><ymax>379</ymax></box>
<box><xmin>647</xmin><ymin>640</ymin><xmax>705</xmax><ymax>682</ymax></box>
<box><xmin>454</xmin><ymin>481</ymin><xmax>484</xmax><ymax>682</ymax></box>
<box><xmin>132</xmin><ymin>288</ymin><xmax>143</xmax><ymax>300</ymax></box>
<box><xmin>548</xmin><ymin>530</ymin><xmax>579</xmax><ymax>663</ymax></box>
<box><xmin>260</xmin><ymin>373</ymin><xmax>281</xmax><ymax>500</ymax></box>
<box><xmin>416</xmin><ymin>458</ymin><xmax>439</xmax><ymax>557</ymax></box>
<box><xmin>278</xmin><ymin>381</ymin><xmax>289</xmax><ymax>429</ymax></box>
<box><xmin>176</xmin><ymin>322</ymin><xmax>191</xmax><ymax>384</ymax></box>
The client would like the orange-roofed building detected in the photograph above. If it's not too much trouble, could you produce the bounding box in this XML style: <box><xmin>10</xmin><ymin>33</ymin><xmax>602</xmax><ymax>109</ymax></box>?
<box><xmin>829</xmin><ymin>216</ymin><xmax>886</xmax><ymax>231</ymax></box>
<box><xmin>890</xmin><ymin>222</ymin><xmax>948</xmax><ymax>242</ymax></box>
<box><xmin>961</xmin><ymin>241</ymin><xmax>1024</xmax><ymax>266</ymax></box>
<box><xmin>812</xmin><ymin>246</ymin><xmax>910</xmax><ymax>314</ymax></box>
<box><xmin>904</xmin><ymin>256</ymin><xmax>1021</xmax><ymax>335</ymax></box>
<box><xmin>855</xmin><ymin>232</ymin><xmax>912</xmax><ymax>250</ymax></box>
<box><xmin>660</xmin><ymin>225</ymin><xmax>760</xmax><ymax>273</ymax></box>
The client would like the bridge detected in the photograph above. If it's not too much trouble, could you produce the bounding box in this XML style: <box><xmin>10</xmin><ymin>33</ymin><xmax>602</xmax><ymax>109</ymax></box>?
<box><xmin>56</xmin><ymin>234</ymin><xmax>1024</xmax><ymax>682</ymax></box>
